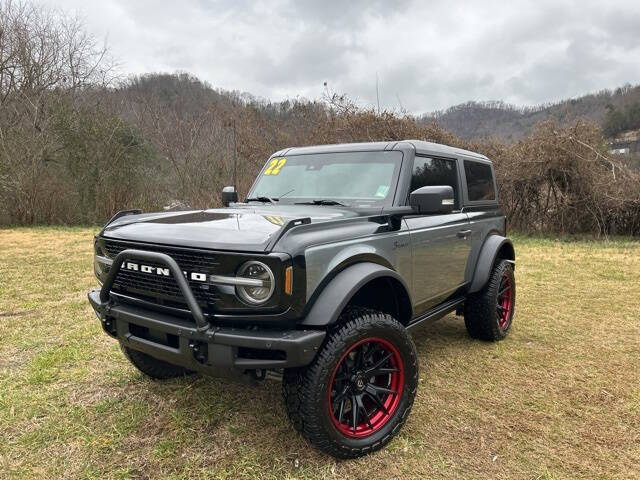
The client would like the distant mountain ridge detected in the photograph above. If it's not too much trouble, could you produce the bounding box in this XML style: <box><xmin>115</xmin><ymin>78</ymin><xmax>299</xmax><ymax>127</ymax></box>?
<box><xmin>419</xmin><ymin>84</ymin><xmax>640</xmax><ymax>141</ymax></box>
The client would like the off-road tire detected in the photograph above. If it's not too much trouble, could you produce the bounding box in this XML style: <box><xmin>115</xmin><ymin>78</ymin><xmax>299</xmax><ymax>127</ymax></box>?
<box><xmin>282</xmin><ymin>308</ymin><xmax>419</xmax><ymax>459</ymax></box>
<box><xmin>464</xmin><ymin>259</ymin><xmax>516</xmax><ymax>341</ymax></box>
<box><xmin>121</xmin><ymin>345</ymin><xmax>193</xmax><ymax>379</ymax></box>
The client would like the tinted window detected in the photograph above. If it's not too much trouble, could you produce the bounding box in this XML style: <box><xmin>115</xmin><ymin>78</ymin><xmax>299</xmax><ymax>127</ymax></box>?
<box><xmin>410</xmin><ymin>157</ymin><xmax>459</xmax><ymax>208</ymax></box>
<box><xmin>464</xmin><ymin>161</ymin><xmax>495</xmax><ymax>201</ymax></box>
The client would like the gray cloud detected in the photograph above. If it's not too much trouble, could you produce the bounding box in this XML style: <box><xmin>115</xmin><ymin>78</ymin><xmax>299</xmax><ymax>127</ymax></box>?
<box><xmin>41</xmin><ymin>0</ymin><xmax>640</xmax><ymax>113</ymax></box>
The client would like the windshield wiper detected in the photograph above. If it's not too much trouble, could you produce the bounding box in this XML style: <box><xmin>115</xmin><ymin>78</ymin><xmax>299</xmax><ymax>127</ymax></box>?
<box><xmin>246</xmin><ymin>196</ymin><xmax>277</xmax><ymax>204</ymax></box>
<box><xmin>295</xmin><ymin>199</ymin><xmax>348</xmax><ymax>206</ymax></box>
<box><xmin>245</xmin><ymin>189</ymin><xmax>295</xmax><ymax>204</ymax></box>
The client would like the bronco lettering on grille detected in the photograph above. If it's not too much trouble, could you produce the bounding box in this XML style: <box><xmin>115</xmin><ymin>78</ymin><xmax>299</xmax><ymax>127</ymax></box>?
<box><xmin>123</xmin><ymin>261</ymin><xmax>207</xmax><ymax>282</ymax></box>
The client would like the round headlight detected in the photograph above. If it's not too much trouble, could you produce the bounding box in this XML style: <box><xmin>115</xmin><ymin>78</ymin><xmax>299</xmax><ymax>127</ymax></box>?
<box><xmin>236</xmin><ymin>261</ymin><xmax>275</xmax><ymax>305</ymax></box>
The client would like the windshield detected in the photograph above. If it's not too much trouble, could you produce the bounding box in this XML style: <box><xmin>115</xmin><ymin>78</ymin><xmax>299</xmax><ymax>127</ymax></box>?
<box><xmin>248</xmin><ymin>151</ymin><xmax>403</xmax><ymax>206</ymax></box>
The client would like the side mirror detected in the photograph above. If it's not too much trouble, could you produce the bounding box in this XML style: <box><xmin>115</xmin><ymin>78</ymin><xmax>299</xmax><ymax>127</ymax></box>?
<box><xmin>221</xmin><ymin>186</ymin><xmax>238</xmax><ymax>207</ymax></box>
<box><xmin>409</xmin><ymin>186</ymin><xmax>455</xmax><ymax>214</ymax></box>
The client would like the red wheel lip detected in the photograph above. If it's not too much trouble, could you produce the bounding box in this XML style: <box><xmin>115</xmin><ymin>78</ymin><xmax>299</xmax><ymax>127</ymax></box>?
<box><xmin>498</xmin><ymin>274</ymin><xmax>514</xmax><ymax>330</ymax></box>
<box><xmin>328</xmin><ymin>337</ymin><xmax>404</xmax><ymax>438</ymax></box>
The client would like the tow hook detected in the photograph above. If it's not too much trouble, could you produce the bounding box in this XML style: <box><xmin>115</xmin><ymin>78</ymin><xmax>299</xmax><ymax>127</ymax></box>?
<box><xmin>101</xmin><ymin>316</ymin><xmax>117</xmax><ymax>337</ymax></box>
<box><xmin>189</xmin><ymin>340</ymin><xmax>208</xmax><ymax>364</ymax></box>
<box><xmin>249</xmin><ymin>369</ymin><xmax>267</xmax><ymax>381</ymax></box>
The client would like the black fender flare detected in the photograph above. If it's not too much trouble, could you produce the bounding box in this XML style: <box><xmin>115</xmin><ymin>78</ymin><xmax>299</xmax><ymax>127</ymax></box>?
<box><xmin>469</xmin><ymin>235</ymin><xmax>515</xmax><ymax>293</ymax></box>
<box><xmin>300</xmin><ymin>262</ymin><xmax>413</xmax><ymax>327</ymax></box>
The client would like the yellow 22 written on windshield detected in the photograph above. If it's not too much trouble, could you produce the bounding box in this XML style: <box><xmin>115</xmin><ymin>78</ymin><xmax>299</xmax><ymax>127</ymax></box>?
<box><xmin>263</xmin><ymin>157</ymin><xmax>287</xmax><ymax>175</ymax></box>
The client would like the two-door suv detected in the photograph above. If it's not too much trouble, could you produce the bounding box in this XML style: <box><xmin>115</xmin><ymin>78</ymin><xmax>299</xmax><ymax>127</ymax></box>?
<box><xmin>88</xmin><ymin>140</ymin><xmax>516</xmax><ymax>458</ymax></box>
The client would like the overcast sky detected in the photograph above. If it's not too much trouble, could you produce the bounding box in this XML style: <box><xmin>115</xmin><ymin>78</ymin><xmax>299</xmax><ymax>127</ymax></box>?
<box><xmin>41</xmin><ymin>0</ymin><xmax>640</xmax><ymax>114</ymax></box>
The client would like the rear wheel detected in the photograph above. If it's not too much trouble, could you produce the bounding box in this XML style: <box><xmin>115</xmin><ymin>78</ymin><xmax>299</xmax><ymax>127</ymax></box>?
<box><xmin>121</xmin><ymin>345</ymin><xmax>194</xmax><ymax>379</ymax></box>
<box><xmin>464</xmin><ymin>259</ymin><xmax>515</xmax><ymax>341</ymax></box>
<box><xmin>282</xmin><ymin>308</ymin><xmax>418</xmax><ymax>458</ymax></box>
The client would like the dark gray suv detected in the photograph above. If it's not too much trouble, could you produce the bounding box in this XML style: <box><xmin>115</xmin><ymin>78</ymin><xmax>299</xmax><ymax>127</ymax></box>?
<box><xmin>88</xmin><ymin>140</ymin><xmax>516</xmax><ymax>458</ymax></box>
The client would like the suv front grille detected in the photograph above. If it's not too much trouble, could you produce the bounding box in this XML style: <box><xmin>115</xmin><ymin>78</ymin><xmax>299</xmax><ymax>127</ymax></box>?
<box><xmin>112</xmin><ymin>268</ymin><xmax>219</xmax><ymax>307</ymax></box>
<box><xmin>102</xmin><ymin>240</ymin><xmax>221</xmax><ymax>310</ymax></box>
<box><xmin>103</xmin><ymin>241</ymin><xmax>219</xmax><ymax>274</ymax></box>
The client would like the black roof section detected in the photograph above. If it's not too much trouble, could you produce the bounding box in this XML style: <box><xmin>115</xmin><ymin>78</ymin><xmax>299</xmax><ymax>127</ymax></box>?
<box><xmin>273</xmin><ymin>140</ymin><xmax>490</xmax><ymax>163</ymax></box>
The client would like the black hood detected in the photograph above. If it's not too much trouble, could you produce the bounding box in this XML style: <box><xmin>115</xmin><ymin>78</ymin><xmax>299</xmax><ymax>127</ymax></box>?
<box><xmin>102</xmin><ymin>205</ymin><xmax>373</xmax><ymax>252</ymax></box>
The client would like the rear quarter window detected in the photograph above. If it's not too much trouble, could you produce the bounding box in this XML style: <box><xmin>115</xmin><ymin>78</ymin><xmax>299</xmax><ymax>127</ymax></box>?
<box><xmin>464</xmin><ymin>161</ymin><xmax>495</xmax><ymax>202</ymax></box>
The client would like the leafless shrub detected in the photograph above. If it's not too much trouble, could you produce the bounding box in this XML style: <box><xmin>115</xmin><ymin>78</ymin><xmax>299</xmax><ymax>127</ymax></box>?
<box><xmin>0</xmin><ymin>1</ymin><xmax>638</xmax><ymax>235</ymax></box>
<box><xmin>0</xmin><ymin>0</ymin><xmax>124</xmax><ymax>224</ymax></box>
<box><xmin>482</xmin><ymin>121</ymin><xmax>640</xmax><ymax>236</ymax></box>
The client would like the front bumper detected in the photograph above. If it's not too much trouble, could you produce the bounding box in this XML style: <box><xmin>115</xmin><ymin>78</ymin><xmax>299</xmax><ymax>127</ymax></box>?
<box><xmin>88</xmin><ymin>248</ymin><xmax>325</xmax><ymax>376</ymax></box>
<box><xmin>89</xmin><ymin>290</ymin><xmax>325</xmax><ymax>374</ymax></box>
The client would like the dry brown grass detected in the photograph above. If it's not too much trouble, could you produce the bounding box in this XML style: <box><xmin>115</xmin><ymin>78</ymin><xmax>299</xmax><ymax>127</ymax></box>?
<box><xmin>1</xmin><ymin>228</ymin><xmax>639</xmax><ymax>479</ymax></box>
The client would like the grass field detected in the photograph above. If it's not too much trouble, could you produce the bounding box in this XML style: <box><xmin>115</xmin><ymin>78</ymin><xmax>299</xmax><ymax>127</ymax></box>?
<box><xmin>0</xmin><ymin>228</ymin><xmax>638</xmax><ymax>479</ymax></box>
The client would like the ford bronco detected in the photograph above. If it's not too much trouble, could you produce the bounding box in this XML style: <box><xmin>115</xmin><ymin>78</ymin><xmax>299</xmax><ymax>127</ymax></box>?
<box><xmin>88</xmin><ymin>140</ymin><xmax>516</xmax><ymax>458</ymax></box>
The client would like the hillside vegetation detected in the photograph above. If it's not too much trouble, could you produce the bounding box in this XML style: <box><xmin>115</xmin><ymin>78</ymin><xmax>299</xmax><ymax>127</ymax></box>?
<box><xmin>0</xmin><ymin>1</ymin><xmax>639</xmax><ymax>235</ymax></box>
<box><xmin>419</xmin><ymin>84</ymin><xmax>640</xmax><ymax>141</ymax></box>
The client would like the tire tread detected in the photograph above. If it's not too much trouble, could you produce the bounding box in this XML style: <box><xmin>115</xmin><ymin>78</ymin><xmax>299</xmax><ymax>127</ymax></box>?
<box><xmin>121</xmin><ymin>345</ymin><xmax>193</xmax><ymax>379</ymax></box>
<box><xmin>464</xmin><ymin>259</ymin><xmax>515</xmax><ymax>341</ymax></box>
<box><xmin>282</xmin><ymin>307</ymin><xmax>418</xmax><ymax>459</ymax></box>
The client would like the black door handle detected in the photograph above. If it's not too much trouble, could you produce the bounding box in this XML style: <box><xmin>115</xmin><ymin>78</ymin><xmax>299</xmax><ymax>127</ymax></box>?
<box><xmin>457</xmin><ymin>229</ymin><xmax>472</xmax><ymax>238</ymax></box>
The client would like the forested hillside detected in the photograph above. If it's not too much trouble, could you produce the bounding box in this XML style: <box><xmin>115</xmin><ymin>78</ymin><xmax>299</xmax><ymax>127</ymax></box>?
<box><xmin>1</xmin><ymin>1</ymin><xmax>639</xmax><ymax>235</ymax></box>
<box><xmin>420</xmin><ymin>85</ymin><xmax>640</xmax><ymax>141</ymax></box>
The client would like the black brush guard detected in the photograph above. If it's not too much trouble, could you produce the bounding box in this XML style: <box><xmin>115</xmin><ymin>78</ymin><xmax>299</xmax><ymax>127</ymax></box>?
<box><xmin>88</xmin><ymin>249</ymin><xmax>325</xmax><ymax>374</ymax></box>
<box><xmin>99</xmin><ymin>249</ymin><xmax>210</xmax><ymax>331</ymax></box>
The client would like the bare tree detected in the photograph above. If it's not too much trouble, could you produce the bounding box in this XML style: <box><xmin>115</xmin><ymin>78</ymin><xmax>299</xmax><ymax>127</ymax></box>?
<box><xmin>0</xmin><ymin>0</ymin><xmax>116</xmax><ymax>224</ymax></box>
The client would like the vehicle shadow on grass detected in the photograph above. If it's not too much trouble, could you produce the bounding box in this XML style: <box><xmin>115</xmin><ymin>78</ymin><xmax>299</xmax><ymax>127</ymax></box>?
<box><xmin>133</xmin><ymin>314</ymin><xmax>472</xmax><ymax>465</ymax></box>
<box><xmin>409</xmin><ymin>314</ymin><xmax>473</xmax><ymax>353</ymax></box>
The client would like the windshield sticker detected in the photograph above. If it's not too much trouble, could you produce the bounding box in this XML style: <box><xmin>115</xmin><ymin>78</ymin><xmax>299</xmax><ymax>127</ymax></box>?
<box><xmin>375</xmin><ymin>185</ymin><xmax>390</xmax><ymax>197</ymax></box>
<box><xmin>264</xmin><ymin>157</ymin><xmax>287</xmax><ymax>175</ymax></box>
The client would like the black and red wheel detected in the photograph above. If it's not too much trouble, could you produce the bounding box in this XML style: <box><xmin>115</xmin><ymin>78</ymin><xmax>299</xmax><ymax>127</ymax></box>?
<box><xmin>328</xmin><ymin>337</ymin><xmax>404</xmax><ymax>438</ymax></box>
<box><xmin>464</xmin><ymin>258</ymin><xmax>516</xmax><ymax>341</ymax></box>
<box><xmin>496</xmin><ymin>268</ymin><xmax>514</xmax><ymax>331</ymax></box>
<box><xmin>283</xmin><ymin>308</ymin><xmax>418</xmax><ymax>459</ymax></box>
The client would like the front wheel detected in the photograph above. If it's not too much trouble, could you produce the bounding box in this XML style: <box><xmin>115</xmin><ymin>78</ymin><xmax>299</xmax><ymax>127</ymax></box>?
<box><xmin>282</xmin><ymin>308</ymin><xmax>418</xmax><ymax>459</ymax></box>
<box><xmin>121</xmin><ymin>344</ymin><xmax>194</xmax><ymax>379</ymax></box>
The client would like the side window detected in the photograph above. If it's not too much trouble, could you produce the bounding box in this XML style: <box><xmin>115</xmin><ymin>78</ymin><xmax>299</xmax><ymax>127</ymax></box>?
<box><xmin>463</xmin><ymin>161</ymin><xmax>495</xmax><ymax>201</ymax></box>
<box><xmin>410</xmin><ymin>156</ymin><xmax>459</xmax><ymax>209</ymax></box>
